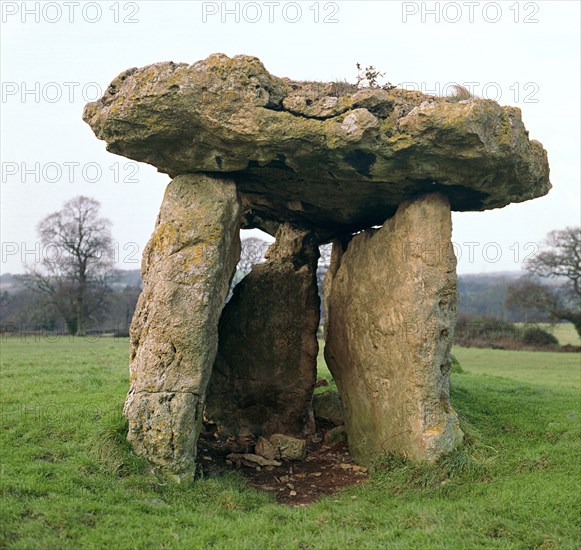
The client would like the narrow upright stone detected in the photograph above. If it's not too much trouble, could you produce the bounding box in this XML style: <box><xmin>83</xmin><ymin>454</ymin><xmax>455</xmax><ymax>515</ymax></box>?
<box><xmin>206</xmin><ymin>224</ymin><xmax>320</xmax><ymax>438</ymax></box>
<box><xmin>324</xmin><ymin>193</ymin><xmax>463</xmax><ymax>464</ymax></box>
<box><xmin>123</xmin><ymin>174</ymin><xmax>241</xmax><ymax>480</ymax></box>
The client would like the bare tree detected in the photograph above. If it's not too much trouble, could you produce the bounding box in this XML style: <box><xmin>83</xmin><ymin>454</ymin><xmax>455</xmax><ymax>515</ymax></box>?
<box><xmin>227</xmin><ymin>238</ymin><xmax>270</xmax><ymax>294</ymax></box>
<box><xmin>0</xmin><ymin>290</ymin><xmax>9</xmax><ymax>309</ymax></box>
<box><xmin>527</xmin><ymin>227</ymin><xmax>580</xmax><ymax>298</ymax></box>
<box><xmin>316</xmin><ymin>243</ymin><xmax>333</xmax><ymax>327</ymax></box>
<box><xmin>237</xmin><ymin>238</ymin><xmax>270</xmax><ymax>275</ymax></box>
<box><xmin>318</xmin><ymin>243</ymin><xmax>332</xmax><ymax>267</ymax></box>
<box><xmin>505</xmin><ymin>277</ymin><xmax>557</xmax><ymax>323</ymax></box>
<box><xmin>26</xmin><ymin>196</ymin><xmax>115</xmax><ymax>336</ymax></box>
<box><xmin>509</xmin><ymin>227</ymin><xmax>581</xmax><ymax>336</ymax></box>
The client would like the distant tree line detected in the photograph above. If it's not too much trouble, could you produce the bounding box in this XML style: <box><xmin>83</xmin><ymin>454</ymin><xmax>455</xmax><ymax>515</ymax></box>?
<box><xmin>2</xmin><ymin>197</ymin><xmax>578</xmax><ymax>345</ymax></box>
<box><xmin>457</xmin><ymin>226</ymin><xmax>581</xmax><ymax>349</ymax></box>
<box><xmin>0</xmin><ymin>274</ymin><xmax>141</xmax><ymax>336</ymax></box>
<box><xmin>1</xmin><ymin>236</ymin><xmax>332</xmax><ymax>335</ymax></box>
<box><xmin>506</xmin><ymin>227</ymin><xmax>580</xmax><ymax>336</ymax></box>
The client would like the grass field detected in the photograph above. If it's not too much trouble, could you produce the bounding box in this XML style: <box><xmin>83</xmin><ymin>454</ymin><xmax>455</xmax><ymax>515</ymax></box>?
<box><xmin>1</xmin><ymin>333</ymin><xmax>580</xmax><ymax>549</ymax></box>
<box><xmin>452</xmin><ymin>347</ymin><xmax>581</xmax><ymax>390</ymax></box>
<box><xmin>539</xmin><ymin>323</ymin><xmax>580</xmax><ymax>347</ymax></box>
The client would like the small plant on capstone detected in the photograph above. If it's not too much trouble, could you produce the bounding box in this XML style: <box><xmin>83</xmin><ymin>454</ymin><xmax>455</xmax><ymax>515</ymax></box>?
<box><xmin>355</xmin><ymin>63</ymin><xmax>396</xmax><ymax>91</ymax></box>
<box><xmin>446</xmin><ymin>84</ymin><xmax>474</xmax><ymax>102</ymax></box>
<box><xmin>329</xmin><ymin>79</ymin><xmax>358</xmax><ymax>97</ymax></box>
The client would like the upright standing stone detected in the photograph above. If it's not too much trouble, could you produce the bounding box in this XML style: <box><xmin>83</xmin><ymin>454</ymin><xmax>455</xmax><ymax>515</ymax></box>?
<box><xmin>124</xmin><ymin>174</ymin><xmax>241</xmax><ymax>480</ymax></box>
<box><xmin>206</xmin><ymin>225</ymin><xmax>320</xmax><ymax>438</ymax></box>
<box><xmin>324</xmin><ymin>193</ymin><xmax>463</xmax><ymax>465</ymax></box>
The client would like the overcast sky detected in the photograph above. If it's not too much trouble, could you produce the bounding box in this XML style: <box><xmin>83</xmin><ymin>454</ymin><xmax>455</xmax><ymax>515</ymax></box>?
<box><xmin>1</xmin><ymin>0</ymin><xmax>579</xmax><ymax>275</ymax></box>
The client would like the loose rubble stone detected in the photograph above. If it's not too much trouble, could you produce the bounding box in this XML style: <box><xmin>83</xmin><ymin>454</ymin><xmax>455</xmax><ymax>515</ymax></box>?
<box><xmin>255</xmin><ymin>436</ymin><xmax>278</xmax><ymax>461</ymax></box>
<box><xmin>313</xmin><ymin>390</ymin><xmax>345</xmax><ymax>427</ymax></box>
<box><xmin>269</xmin><ymin>434</ymin><xmax>308</xmax><ymax>461</ymax></box>
<box><xmin>324</xmin><ymin>426</ymin><xmax>347</xmax><ymax>446</ymax></box>
<box><xmin>226</xmin><ymin>453</ymin><xmax>282</xmax><ymax>468</ymax></box>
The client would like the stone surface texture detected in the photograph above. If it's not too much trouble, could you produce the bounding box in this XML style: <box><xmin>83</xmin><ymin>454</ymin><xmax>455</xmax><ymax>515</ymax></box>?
<box><xmin>268</xmin><ymin>434</ymin><xmax>308</xmax><ymax>461</ymax></box>
<box><xmin>255</xmin><ymin>436</ymin><xmax>278</xmax><ymax>461</ymax></box>
<box><xmin>123</xmin><ymin>174</ymin><xmax>241</xmax><ymax>480</ymax></box>
<box><xmin>312</xmin><ymin>390</ymin><xmax>345</xmax><ymax>427</ymax></box>
<box><xmin>324</xmin><ymin>192</ymin><xmax>462</xmax><ymax>465</ymax></box>
<box><xmin>324</xmin><ymin>426</ymin><xmax>347</xmax><ymax>446</ymax></box>
<box><xmin>205</xmin><ymin>224</ymin><xmax>320</xmax><ymax>437</ymax></box>
<box><xmin>255</xmin><ymin>433</ymin><xmax>308</xmax><ymax>462</ymax></box>
<box><xmin>83</xmin><ymin>53</ymin><xmax>551</xmax><ymax>239</ymax></box>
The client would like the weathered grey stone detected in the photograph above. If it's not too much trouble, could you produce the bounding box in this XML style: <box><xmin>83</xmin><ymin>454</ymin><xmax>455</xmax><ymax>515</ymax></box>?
<box><xmin>123</xmin><ymin>174</ymin><xmax>241</xmax><ymax>480</ymax></box>
<box><xmin>269</xmin><ymin>434</ymin><xmax>308</xmax><ymax>461</ymax></box>
<box><xmin>255</xmin><ymin>436</ymin><xmax>278</xmax><ymax>461</ymax></box>
<box><xmin>254</xmin><ymin>434</ymin><xmax>307</xmax><ymax>461</ymax></box>
<box><xmin>313</xmin><ymin>390</ymin><xmax>345</xmax><ymax>427</ymax></box>
<box><xmin>83</xmin><ymin>53</ymin><xmax>551</xmax><ymax>239</ymax></box>
<box><xmin>324</xmin><ymin>192</ymin><xmax>463</xmax><ymax>465</ymax></box>
<box><xmin>205</xmin><ymin>224</ymin><xmax>320</xmax><ymax>437</ymax></box>
<box><xmin>324</xmin><ymin>425</ymin><xmax>347</xmax><ymax>446</ymax></box>
<box><xmin>226</xmin><ymin>453</ymin><xmax>282</xmax><ymax>468</ymax></box>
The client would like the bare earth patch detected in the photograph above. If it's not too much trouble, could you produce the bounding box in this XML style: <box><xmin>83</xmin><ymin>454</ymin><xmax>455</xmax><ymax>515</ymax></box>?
<box><xmin>198</xmin><ymin>425</ymin><xmax>368</xmax><ymax>506</ymax></box>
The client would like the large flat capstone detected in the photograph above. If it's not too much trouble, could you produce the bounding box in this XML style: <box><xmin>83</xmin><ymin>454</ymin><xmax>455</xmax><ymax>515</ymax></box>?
<box><xmin>83</xmin><ymin>53</ymin><xmax>551</xmax><ymax>239</ymax></box>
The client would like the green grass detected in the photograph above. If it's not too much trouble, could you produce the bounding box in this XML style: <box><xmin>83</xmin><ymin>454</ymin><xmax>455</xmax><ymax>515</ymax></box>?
<box><xmin>453</xmin><ymin>347</ymin><xmax>581</xmax><ymax>390</ymax></box>
<box><xmin>541</xmin><ymin>323</ymin><xmax>580</xmax><ymax>347</ymax></box>
<box><xmin>315</xmin><ymin>341</ymin><xmax>336</xmax><ymax>393</ymax></box>
<box><xmin>1</xmin><ymin>333</ymin><xmax>580</xmax><ymax>549</ymax></box>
